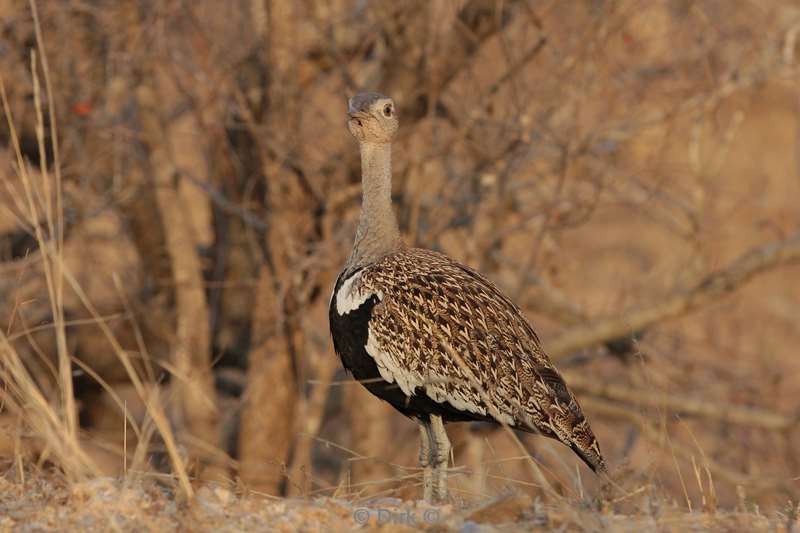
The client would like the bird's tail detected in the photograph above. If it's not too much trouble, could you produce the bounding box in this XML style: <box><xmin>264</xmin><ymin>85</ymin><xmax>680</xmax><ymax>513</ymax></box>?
<box><xmin>560</xmin><ymin>406</ymin><xmax>608</xmax><ymax>475</ymax></box>
<box><xmin>569</xmin><ymin>436</ymin><xmax>607</xmax><ymax>474</ymax></box>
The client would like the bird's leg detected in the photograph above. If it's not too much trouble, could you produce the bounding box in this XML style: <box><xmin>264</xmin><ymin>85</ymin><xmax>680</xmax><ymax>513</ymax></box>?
<box><xmin>429</xmin><ymin>415</ymin><xmax>451</xmax><ymax>503</ymax></box>
<box><xmin>418</xmin><ymin>421</ymin><xmax>435</xmax><ymax>502</ymax></box>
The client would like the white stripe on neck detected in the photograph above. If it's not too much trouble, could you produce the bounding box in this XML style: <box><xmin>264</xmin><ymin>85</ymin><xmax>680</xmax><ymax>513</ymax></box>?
<box><xmin>335</xmin><ymin>270</ymin><xmax>383</xmax><ymax>315</ymax></box>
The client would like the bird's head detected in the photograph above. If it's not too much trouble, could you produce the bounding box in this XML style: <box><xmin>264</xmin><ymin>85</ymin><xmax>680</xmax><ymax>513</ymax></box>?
<box><xmin>347</xmin><ymin>92</ymin><xmax>398</xmax><ymax>144</ymax></box>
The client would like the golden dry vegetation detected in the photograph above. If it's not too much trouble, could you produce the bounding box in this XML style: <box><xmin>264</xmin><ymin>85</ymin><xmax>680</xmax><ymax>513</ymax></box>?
<box><xmin>1</xmin><ymin>0</ymin><xmax>799</xmax><ymax>530</ymax></box>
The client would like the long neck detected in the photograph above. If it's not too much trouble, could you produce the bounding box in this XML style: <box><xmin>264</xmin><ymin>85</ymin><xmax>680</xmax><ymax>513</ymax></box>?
<box><xmin>348</xmin><ymin>142</ymin><xmax>402</xmax><ymax>268</ymax></box>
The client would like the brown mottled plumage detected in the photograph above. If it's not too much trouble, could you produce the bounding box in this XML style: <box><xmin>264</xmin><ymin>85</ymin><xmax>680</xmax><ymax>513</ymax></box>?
<box><xmin>337</xmin><ymin>248</ymin><xmax>605</xmax><ymax>472</ymax></box>
<box><xmin>330</xmin><ymin>92</ymin><xmax>606</xmax><ymax>503</ymax></box>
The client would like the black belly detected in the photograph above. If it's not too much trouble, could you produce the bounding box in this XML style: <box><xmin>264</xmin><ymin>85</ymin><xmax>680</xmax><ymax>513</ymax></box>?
<box><xmin>329</xmin><ymin>272</ymin><xmax>492</xmax><ymax>424</ymax></box>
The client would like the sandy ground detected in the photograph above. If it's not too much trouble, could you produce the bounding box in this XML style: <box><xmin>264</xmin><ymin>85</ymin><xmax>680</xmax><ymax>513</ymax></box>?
<box><xmin>0</xmin><ymin>472</ymin><xmax>794</xmax><ymax>532</ymax></box>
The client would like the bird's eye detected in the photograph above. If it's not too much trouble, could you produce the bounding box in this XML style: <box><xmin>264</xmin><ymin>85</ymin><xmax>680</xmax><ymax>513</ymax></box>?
<box><xmin>356</xmin><ymin>119</ymin><xmax>362</xmax><ymax>127</ymax></box>
<box><xmin>383</xmin><ymin>104</ymin><xmax>392</xmax><ymax>117</ymax></box>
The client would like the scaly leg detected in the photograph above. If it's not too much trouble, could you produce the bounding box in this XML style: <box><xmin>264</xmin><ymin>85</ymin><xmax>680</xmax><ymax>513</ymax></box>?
<box><xmin>417</xmin><ymin>421</ymin><xmax>434</xmax><ymax>502</ymax></box>
<box><xmin>429</xmin><ymin>415</ymin><xmax>451</xmax><ymax>503</ymax></box>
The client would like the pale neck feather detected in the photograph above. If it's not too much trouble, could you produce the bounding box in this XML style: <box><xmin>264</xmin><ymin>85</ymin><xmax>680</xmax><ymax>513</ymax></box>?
<box><xmin>347</xmin><ymin>142</ymin><xmax>402</xmax><ymax>269</ymax></box>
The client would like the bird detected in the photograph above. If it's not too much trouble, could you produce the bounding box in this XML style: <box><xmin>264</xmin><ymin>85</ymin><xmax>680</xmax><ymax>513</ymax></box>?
<box><xmin>329</xmin><ymin>92</ymin><xmax>606</xmax><ymax>503</ymax></box>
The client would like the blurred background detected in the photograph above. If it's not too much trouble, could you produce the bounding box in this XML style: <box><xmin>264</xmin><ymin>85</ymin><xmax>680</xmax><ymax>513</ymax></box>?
<box><xmin>1</xmin><ymin>0</ymin><xmax>799</xmax><ymax>514</ymax></box>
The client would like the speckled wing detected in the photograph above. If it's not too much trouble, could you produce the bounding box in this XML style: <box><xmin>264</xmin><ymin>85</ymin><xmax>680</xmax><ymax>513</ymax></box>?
<box><xmin>358</xmin><ymin>248</ymin><xmax>606</xmax><ymax>473</ymax></box>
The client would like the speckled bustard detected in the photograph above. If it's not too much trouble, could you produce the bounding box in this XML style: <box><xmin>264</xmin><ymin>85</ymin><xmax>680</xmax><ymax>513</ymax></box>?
<box><xmin>329</xmin><ymin>93</ymin><xmax>606</xmax><ymax>503</ymax></box>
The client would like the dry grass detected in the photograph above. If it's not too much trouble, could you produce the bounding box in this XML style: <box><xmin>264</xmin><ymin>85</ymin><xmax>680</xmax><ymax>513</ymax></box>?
<box><xmin>1</xmin><ymin>0</ymin><xmax>799</xmax><ymax>530</ymax></box>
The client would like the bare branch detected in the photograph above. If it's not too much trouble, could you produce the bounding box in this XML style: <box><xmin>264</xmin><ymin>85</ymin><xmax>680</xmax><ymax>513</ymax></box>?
<box><xmin>582</xmin><ymin>397</ymin><xmax>784</xmax><ymax>490</ymax></box>
<box><xmin>137</xmin><ymin>82</ymin><xmax>223</xmax><ymax>484</ymax></box>
<box><xmin>549</xmin><ymin>233</ymin><xmax>800</xmax><ymax>359</ymax></box>
<box><xmin>565</xmin><ymin>373</ymin><xmax>795</xmax><ymax>432</ymax></box>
